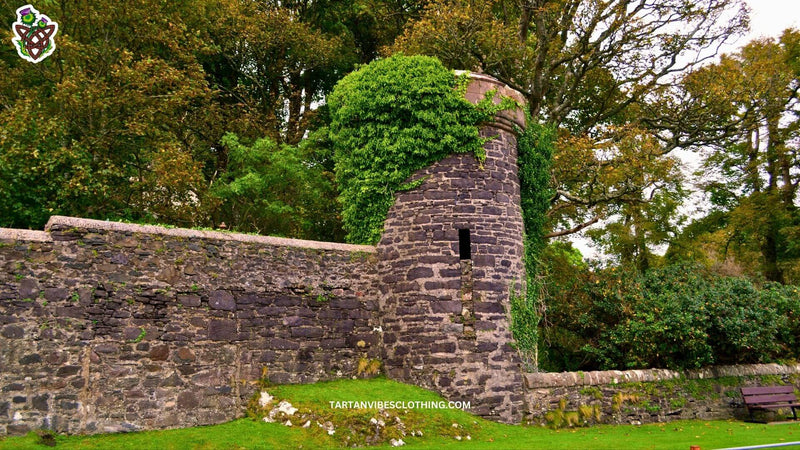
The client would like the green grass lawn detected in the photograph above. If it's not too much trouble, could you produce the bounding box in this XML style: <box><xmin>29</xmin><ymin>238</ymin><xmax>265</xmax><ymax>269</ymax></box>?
<box><xmin>2</xmin><ymin>377</ymin><xmax>799</xmax><ymax>449</ymax></box>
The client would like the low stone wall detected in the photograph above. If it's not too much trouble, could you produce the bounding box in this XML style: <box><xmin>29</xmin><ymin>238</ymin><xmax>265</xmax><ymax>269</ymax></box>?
<box><xmin>0</xmin><ymin>217</ymin><xmax>380</xmax><ymax>435</ymax></box>
<box><xmin>523</xmin><ymin>364</ymin><xmax>800</xmax><ymax>425</ymax></box>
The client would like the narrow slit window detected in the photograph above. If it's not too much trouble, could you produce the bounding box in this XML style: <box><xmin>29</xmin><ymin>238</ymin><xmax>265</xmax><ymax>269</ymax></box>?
<box><xmin>458</xmin><ymin>228</ymin><xmax>472</xmax><ymax>260</ymax></box>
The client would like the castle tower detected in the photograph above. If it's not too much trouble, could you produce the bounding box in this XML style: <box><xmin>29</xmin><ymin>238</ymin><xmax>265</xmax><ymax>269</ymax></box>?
<box><xmin>378</xmin><ymin>73</ymin><xmax>527</xmax><ymax>423</ymax></box>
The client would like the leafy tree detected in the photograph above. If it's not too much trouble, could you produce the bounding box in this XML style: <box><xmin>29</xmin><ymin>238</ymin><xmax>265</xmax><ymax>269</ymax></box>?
<box><xmin>666</xmin><ymin>29</ymin><xmax>800</xmax><ymax>283</ymax></box>
<box><xmin>540</xmin><ymin>262</ymin><xmax>800</xmax><ymax>371</ymax></box>
<box><xmin>209</xmin><ymin>133</ymin><xmax>343</xmax><ymax>240</ymax></box>
<box><xmin>203</xmin><ymin>0</ymin><xmax>357</xmax><ymax>145</ymax></box>
<box><xmin>391</xmin><ymin>0</ymin><xmax>748</xmax><ymax>245</ymax></box>
<box><xmin>0</xmin><ymin>0</ymin><xmax>219</xmax><ymax>229</ymax></box>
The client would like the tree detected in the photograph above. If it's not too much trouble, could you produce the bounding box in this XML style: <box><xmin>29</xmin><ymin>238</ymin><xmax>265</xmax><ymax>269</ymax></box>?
<box><xmin>202</xmin><ymin>0</ymin><xmax>425</xmax><ymax>146</ymax></box>
<box><xmin>209</xmin><ymin>132</ymin><xmax>343</xmax><ymax>240</ymax></box>
<box><xmin>0</xmin><ymin>0</ymin><xmax>219</xmax><ymax>228</ymax></box>
<box><xmin>391</xmin><ymin>0</ymin><xmax>748</xmax><ymax>250</ymax></box>
<box><xmin>667</xmin><ymin>30</ymin><xmax>800</xmax><ymax>283</ymax></box>
<box><xmin>2</xmin><ymin>1</ymin><xmax>423</xmax><ymax>239</ymax></box>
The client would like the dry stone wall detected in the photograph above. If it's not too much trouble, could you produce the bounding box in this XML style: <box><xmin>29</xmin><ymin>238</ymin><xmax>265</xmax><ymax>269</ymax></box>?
<box><xmin>0</xmin><ymin>217</ymin><xmax>380</xmax><ymax>435</ymax></box>
<box><xmin>523</xmin><ymin>364</ymin><xmax>800</xmax><ymax>425</ymax></box>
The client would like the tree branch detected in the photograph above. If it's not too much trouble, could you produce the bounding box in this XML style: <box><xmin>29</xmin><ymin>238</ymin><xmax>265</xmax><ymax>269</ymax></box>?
<box><xmin>545</xmin><ymin>215</ymin><xmax>601</xmax><ymax>238</ymax></box>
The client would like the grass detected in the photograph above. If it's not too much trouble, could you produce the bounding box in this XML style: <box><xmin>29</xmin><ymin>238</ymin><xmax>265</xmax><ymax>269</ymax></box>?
<box><xmin>2</xmin><ymin>377</ymin><xmax>799</xmax><ymax>449</ymax></box>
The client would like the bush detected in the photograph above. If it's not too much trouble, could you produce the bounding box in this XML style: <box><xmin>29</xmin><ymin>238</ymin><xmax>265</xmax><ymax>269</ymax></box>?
<box><xmin>541</xmin><ymin>260</ymin><xmax>800</xmax><ymax>371</ymax></box>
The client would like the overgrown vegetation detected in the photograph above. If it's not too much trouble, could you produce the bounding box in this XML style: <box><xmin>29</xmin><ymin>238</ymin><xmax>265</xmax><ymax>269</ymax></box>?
<box><xmin>328</xmin><ymin>53</ymin><xmax>515</xmax><ymax>244</ymax></box>
<box><xmin>511</xmin><ymin>119</ymin><xmax>556</xmax><ymax>371</ymax></box>
<box><xmin>539</xmin><ymin>261</ymin><xmax>800</xmax><ymax>372</ymax></box>
<box><xmin>544</xmin><ymin>398</ymin><xmax>602</xmax><ymax>430</ymax></box>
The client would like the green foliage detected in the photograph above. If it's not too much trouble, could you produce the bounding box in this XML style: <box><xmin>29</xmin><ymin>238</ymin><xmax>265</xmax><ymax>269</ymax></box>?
<box><xmin>510</xmin><ymin>287</ymin><xmax>540</xmax><ymax>372</ymax></box>
<box><xmin>517</xmin><ymin>120</ymin><xmax>556</xmax><ymax>273</ymax></box>
<box><xmin>210</xmin><ymin>133</ymin><xmax>343</xmax><ymax>240</ymax></box>
<box><xmin>328</xmin><ymin>53</ymin><xmax>513</xmax><ymax>244</ymax></box>
<box><xmin>545</xmin><ymin>398</ymin><xmax>601</xmax><ymax>430</ymax></box>
<box><xmin>541</xmin><ymin>261</ymin><xmax>800</xmax><ymax>371</ymax></box>
<box><xmin>0</xmin><ymin>0</ymin><xmax>378</xmax><ymax>240</ymax></box>
<box><xmin>509</xmin><ymin>119</ymin><xmax>554</xmax><ymax>372</ymax></box>
<box><xmin>672</xmin><ymin>30</ymin><xmax>800</xmax><ymax>283</ymax></box>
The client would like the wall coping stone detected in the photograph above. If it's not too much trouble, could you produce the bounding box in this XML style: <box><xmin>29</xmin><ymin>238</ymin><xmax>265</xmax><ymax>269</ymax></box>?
<box><xmin>524</xmin><ymin>363</ymin><xmax>800</xmax><ymax>388</ymax></box>
<box><xmin>0</xmin><ymin>228</ymin><xmax>52</xmax><ymax>242</ymax></box>
<box><xmin>41</xmin><ymin>215</ymin><xmax>376</xmax><ymax>253</ymax></box>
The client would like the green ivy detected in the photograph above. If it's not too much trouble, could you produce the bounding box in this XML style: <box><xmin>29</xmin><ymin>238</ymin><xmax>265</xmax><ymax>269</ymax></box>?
<box><xmin>328</xmin><ymin>54</ymin><xmax>514</xmax><ymax>244</ymax></box>
<box><xmin>511</xmin><ymin>118</ymin><xmax>555</xmax><ymax>371</ymax></box>
<box><xmin>518</xmin><ymin>119</ymin><xmax>555</xmax><ymax>273</ymax></box>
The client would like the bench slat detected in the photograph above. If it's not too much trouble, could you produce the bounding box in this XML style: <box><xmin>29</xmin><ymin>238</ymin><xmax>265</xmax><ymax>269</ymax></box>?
<box><xmin>751</xmin><ymin>403</ymin><xmax>800</xmax><ymax>410</ymax></box>
<box><xmin>742</xmin><ymin>386</ymin><xmax>795</xmax><ymax>396</ymax></box>
<box><xmin>745</xmin><ymin>394</ymin><xmax>799</xmax><ymax>405</ymax></box>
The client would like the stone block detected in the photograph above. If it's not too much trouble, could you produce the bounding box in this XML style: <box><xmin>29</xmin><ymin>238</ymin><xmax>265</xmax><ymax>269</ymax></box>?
<box><xmin>18</xmin><ymin>278</ymin><xmax>40</xmax><ymax>299</ymax></box>
<box><xmin>330</xmin><ymin>298</ymin><xmax>360</xmax><ymax>309</ymax></box>
<box><xmin>208</xmin><ymin>320</ymin><xmax>237</xmax><ymax>341</ymax></box>
<box><xmin>18</xmin><ymin>353</ymin><xmax>42</xmax><ymax>364</ymax></box>
<box><xmin>431</xmin><ymin>301</ymin><xmax>463</xmax><ymax>314</ymax></box>
<box><xmin>56</xmin><ymin>366</ymin><xmax>81</xmax><ymax>377</ymax></box>
<box><xmin>474</xmin><ymin>302</ymin><xmax>505</xmax><ymax>314</ymax></box>
<box><xmin>44</xmin><ymin>288</ymin><xmax>69</xmax><ymax>301</ymax></box>
<box><xmin>1</xmin><ymin>325</ymin><xmax>24</xmax><ymax>339</ymax></box>
<box><xmin>177</xmin><ymin>391</ymin><xmax>199</xmax><ymax>409</ymax></box>
<box><xmin>209</xmin><ymin>290</ymin><xmax>236</xmax><ymax>311</ymax></box>
<box><xmin>475</xmin><ymin>321</ymin><xmax>497</xmax><ymax>331</ymax></box>
<box><xmin>7</xmin><ymin>424</ymin><xmax>31</xmax><ymax>436</ymax></box>
<box><xmin>273</xmin><ymin>296</ymin><xmax>301</xmax><ymax>307</ymax></box>
<box><xmin>431</xmin><ymin>342</ymin><xmax>456</xmax><ymax>353</ymax></box>
<box><xmin>407</xmin><ymin>267</ymin><xmax>434</xmax><ymax>280</ymax></box>
<box><xmin>110</xmin><ymin>253</ymin><xmax>129</xmax><ymax>264</ymax></box>
<box><xmin>178</xmin><ymin>294</ymin><xmax>201</xmax><ymax>307</ymax></box>
<box><xmin>290</xmin><ymin>327</ymin><xmax>324</xmax><ymax>338</ymax></box>
<box><xmin>149</xmin><ymin>345</ymin><xmax>170</xmax><ymax>361</ymax></box>
<box><xmin>32</xmin><ymin>394</ymin><xmax>49</xmax><ymax>411</ymax></box>
<box><xmin>175</xmin><ymin>348</ymin><xmax>196</xmax><ymax>362</ymax></box>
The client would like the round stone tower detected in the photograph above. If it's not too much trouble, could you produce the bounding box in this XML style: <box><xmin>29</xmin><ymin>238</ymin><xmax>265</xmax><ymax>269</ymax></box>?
<box><xmin>377</xmin><ymin>73</ymin><xmax>527</xmax><ymax>423</ymax></box>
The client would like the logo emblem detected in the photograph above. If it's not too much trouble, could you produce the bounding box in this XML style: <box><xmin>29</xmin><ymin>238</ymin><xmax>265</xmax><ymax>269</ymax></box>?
<box><xmin>11</xmin><ymin>5</ymin><xmax>58</xmax><ymax>63</ymax></box>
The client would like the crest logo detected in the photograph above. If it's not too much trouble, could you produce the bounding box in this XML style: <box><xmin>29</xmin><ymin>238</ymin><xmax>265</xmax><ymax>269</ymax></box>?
<box><xmin>11</xmin><ymin>4</ymin><xmax>58</xmax><ymax>63</ymax></box>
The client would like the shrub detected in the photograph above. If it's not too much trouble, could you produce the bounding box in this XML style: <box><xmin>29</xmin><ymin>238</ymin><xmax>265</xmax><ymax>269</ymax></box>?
<box><xmin>541</xmin><ymin>261</ymin><xmax>800</xmax><ymax>371</ymax></box>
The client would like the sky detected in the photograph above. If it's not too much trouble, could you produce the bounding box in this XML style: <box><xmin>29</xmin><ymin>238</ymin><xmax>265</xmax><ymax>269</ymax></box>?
<box><xmin>743</xmin><ymin>0</ymin><xmax>800</xmax><ymax>42</ymax></box>
<box><xmin>571</xmin><ymin>0</ymin><xmax>800</xmax><ymax>260</ymax></box>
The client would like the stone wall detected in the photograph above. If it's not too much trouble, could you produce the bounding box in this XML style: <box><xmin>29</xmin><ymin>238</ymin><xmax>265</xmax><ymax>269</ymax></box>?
<box><xmin>0</xmin><ymin>217</ymin><xmax>380</xmax><ymax>435</ymax></box>
<box><xmin>523</xmin><ymin>364</ymin><xmax>800</xmax><ymax>425</ymax></box>
<box><xmin>378</xmin><ymin>74</ymin><xmax>527</xmax><ymax>424</ymax></box>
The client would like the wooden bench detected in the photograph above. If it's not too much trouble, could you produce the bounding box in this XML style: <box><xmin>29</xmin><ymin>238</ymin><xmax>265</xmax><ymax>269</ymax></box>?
<box><xmin>741</xmin><ymin>386</ymin><xmax>800</xmax><ymax>422</ymax></box>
